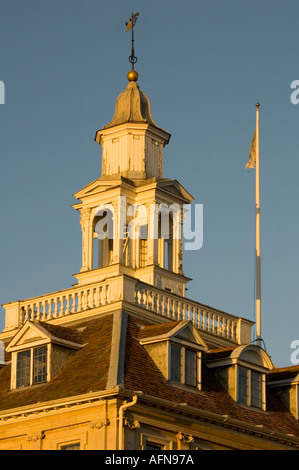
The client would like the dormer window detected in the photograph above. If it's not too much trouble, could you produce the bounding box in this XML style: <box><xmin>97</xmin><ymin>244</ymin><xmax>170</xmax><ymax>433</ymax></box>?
<box><xmin>16</xmin><ymin>346</ymin><xmax>47</xmax><ymax>389</ymax></box>
<box><xmin>238</xmin><ymin>366</ymin><xmax>262</xmax><ymax>408</ymax></box>
<box><xmin>170</xmin><ymin>343</ymin><xmax>198</xmax><ymax>388</ymax></box>
<box><xmin>206</xmin><ymin>344</ymin><xmax>273</xmax><ymax>411</ymax></box>
<box><xmin>138</xmin><ymin>321</ymin><xmax>207</xmax><ymax>392</ymax></box>
<box><xmin>7</xmin><ymin>320</ymin><xmax>83</xmax><ymax>391</ymax></box>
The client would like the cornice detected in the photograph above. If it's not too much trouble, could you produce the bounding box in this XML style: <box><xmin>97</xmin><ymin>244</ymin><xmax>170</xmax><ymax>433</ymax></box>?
<box><xmin>133</xmin><ymin>391</ymin><xmax>299</xmax><ymax>449</ymax></box>
<box><xmin>0</xmin><ymin>388</ymin><xmax>121</xmax><ymax>424</ymax></box>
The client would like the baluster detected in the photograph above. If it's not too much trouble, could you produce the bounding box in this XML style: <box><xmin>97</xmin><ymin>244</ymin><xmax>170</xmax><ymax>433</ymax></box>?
<box><xmin>65</xmin><ymin>294</ymin><xmax>70</xmax><ymax>315</ymax></box>
<box><xmin>199</xmin><ymin>308</ymin><xmax>203</xmax><ymax>329</ymax></box>
<box><xmin>218</xmin><ymin>316</ymin><xmax>221</xmax><ymax>336</ymax></box>
<box><xmin>71</xmin><ymin>292</ymin><xmax>77</xmax><ymax>313</ymax></box>
<box><xmin>186</xmin><ymin>304</ymin><xmax>190</xmax><ymax>321</ymax></box>
<box><xmin>24</xmin><ymin>305</ymin><xmax>30</xmax><ymax>321</ymax></box>
<box><xmin>230</xmin><ymin>320</ymin><xmax>234</xmax><ymax>340</ymax></box>
<box><xmin>195</xmin><ymin>307</ymin><xmax>200</xmax><ymax>329</ymax></box>
<box><xmin>77</xmin><ymin>291</ymin><xmax>82</xmax><ymax>312</ymax></box>
<box><xmin>212</xmin><ymin>314</ymin><xmax>216</xmax><ymax>334</ymax></box>
<box><xmin>143</xmin><ymin>289</ymin><xmax>148</xmax><ymax>309</ymax></box>
<box><xmin>149</xmin><ymin>290</ymin><xmax>153</xmax><ymax>311</ymax></box>
<box><xmin>52</xmin><ymin>297</ymin><xmax>58</xmax><ymax>318</ymax></box>
<box><xmin>178</xmin><ymin>300</ymin><xmax>182</xmax><ymax>320</ymax></box>
<box><xmin>101</xmin><ymin>286</ymin><xmax>107</xmax><ymax>305</ymax></box>
<box><xmin>94</xmin><ymin>287</ymin><xmax>100</xmax><ymax>307</ymax></box>
<box><xmin>136</xmin><ymin>289</ymin><xmax>141</xmax><ymax>306</ymax></box>
<box><xmin>167</xmin><ymin>296</ymin><xmax>171</xmax><ymax>317</ymax></box>
<box><xmin>153</xmin><ymin>291</ymin><xmax>157</xmax><ymax>311</ymax></box>
<box><xmin>201</xmin><ymin>310</ymin><xmax>205</xmax><ymax>331</ymax></box>
<box><xmin>20</xmin><ymin>306</ymin><xmax>25</xmax><ymax>324</ymax></box>
<box><xmin>233</xmin><ymin>322</ymin><xmax>237</xmax><ymax>342</ymax></box>
<box><xmin>41</xmin><ymin>300</ymin><xmax>47</xmax><ymax>321</ymax></box>
<box><xmin>61</xmin><ymin>296</ymin><xmax>65</xmax><ymax>316</ymax></box>
<box><xmin>82</xmin><ymin>290</ymin><xmax>88</xmax><ymax>310</ymax></box>
<box><xmin>32</xmin><ymin>303</ymin><xmax>36</xmax><ymax>320</ymax></box>
<box><xmin>156</xmin><ymin>292</ymin><xmax>161</xmax><ymax>314</ymax></box>
<box><xmin>208</xmin><ymin>312</ymin><xmax>211</xmax><ymax>332</ymax></box>
<box><xmin>223</xmin><ymin>318</ymin><xmax>227</xmax><ymax>338</ymax></box>
<box><xmin>89</xmin><ymin>288</ymin><xmax>94</xmax><ymax>309</ymax></box>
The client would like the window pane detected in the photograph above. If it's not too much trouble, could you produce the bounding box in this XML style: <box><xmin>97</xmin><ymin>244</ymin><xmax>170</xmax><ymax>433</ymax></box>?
<box><xmin>61</xmin><ymin>443</ymin><xmax>80</xmax><ymax>450</ymax></box>
<box><xmin>170</xmin><ymin>344</ymin><xmax>181</xmax><ymax>382</ymax></box>
<box><xmin>33</xmin><ymin>346</ymin><xmax>47</xmax><ymax>384</ymax></box>
<box><xmin>145</xmin><ymin>442</ymin><xmax>163</xmax><ymax>450</ymax></box>
<box><xmin>251</xmin><ymin>371</ymin><xmax>262</xmax><ymax>408</ymax></box>
<box><xmin>238</xmin><ymin>366</ymin><xmax>248</xmax><ymax>404</ymax></box>
<box><xmin>16</xmin><ymin>350</ymin><xmax>31</xmax><ymax>388</ymax></box>
<box><xmin>185</xmin><ymin>349</ymin><xmax>197</xmax><ymax>387</ymax></box>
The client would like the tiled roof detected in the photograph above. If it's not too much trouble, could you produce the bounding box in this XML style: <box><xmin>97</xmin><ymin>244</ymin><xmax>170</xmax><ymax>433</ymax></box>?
<box><xmin>268</xmin><ymin>365</ymin><xmax>299</xmax><ymax>382</ymax></box>
<box><xmin>138</xmin><ymin>321</ymin><xmax>181</xmax><ymax>340</ymax></box>
<box><xmin>0</xmin><ymin>315</ymin><xmax>113</xmax><ymax>411</ymax></box>
<box><xmin>0</xmin><ymin>312</ymin><xmax>298</xmax><ymax>439</ymax></box>
<box><xmin>124</xmin><ymin>316</ymin><xmax>299</xmax><ymax>437</ymax></box>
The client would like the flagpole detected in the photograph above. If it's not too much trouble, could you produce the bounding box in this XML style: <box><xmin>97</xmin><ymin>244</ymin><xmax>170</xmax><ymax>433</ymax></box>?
<box><xmin>255</xmin><ymin>102</ymin><xmax>262</xmax><ymax>347</ymax></box>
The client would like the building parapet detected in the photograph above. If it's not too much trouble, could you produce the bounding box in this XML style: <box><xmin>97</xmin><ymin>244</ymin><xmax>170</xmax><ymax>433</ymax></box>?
<box><xmin>2</xmin><ymin>275</ymin><xmax>253</xmax><ymax>345</ymax></box>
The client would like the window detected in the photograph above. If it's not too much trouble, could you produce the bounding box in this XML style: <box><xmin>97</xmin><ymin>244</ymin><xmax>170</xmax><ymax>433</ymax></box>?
<box><xmin>170</xmin><ymin>343</ymin><xmax>182</xmax><ymax>382</ymax></box>
<box><xmin>139</xmin><ymin>225</ymin><xmax>148</xmax><ymax>268</ymax></box>
<box><xmin>60</xmin><ymin>443</ymin><xmax>80</xmax><ymax>451</ymax></box>
<box><xmin>170</xmin><ymin>343</ymin><xmax>198</xmax><ymax>388</ymax></box>
<box><xmin>16</xmin><ymin>346</ymin><xmax>47</xmax><ymax>389</ymax></box>
<box><xmin>251</xmin><ymin>371</ymin><xmax>262</xmax><ymax>408</ymax></box>
<box><xmin>33</xmin><ymin>346</ymin><xmax>47</xmax><ymax>384</ymax></box>
<box><xmin>145</xmin><ymin>442</ymin><xmax>163</xmax><ymax>451</ymax></box>
<box><xmin>16</xmin><ymin>350</ymin><xmax>31</xmax><ymax>388</ymax></box>
<box><xmin>185</xmin><ymin>349</ymin><xmax>197</xmax><ymax>387</ymax></box>
<box><xmin>238</xmin><ymin>366</ymin><xmax>248</xmax><ymax>405</ymax></box>
<box><xmin>238</xmin><ymin>366</ymin><xmax>262</xmax><ymax>408</ymax></box>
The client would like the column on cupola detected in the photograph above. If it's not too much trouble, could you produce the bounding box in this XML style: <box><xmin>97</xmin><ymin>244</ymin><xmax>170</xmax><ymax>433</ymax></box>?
<box><xmin>111</xmin><ymin>197</ymin><xmax>126</xmax><ymax>266</ymax></box>
<box><xmin>146</xmin><ymin>203</ymin><xmax>158</xmax><ymax>268</ymax></box>
<box><xmin>80</xmin><ymin>207</ymin><xmax>93</xmax><ymax>272</ymax></box>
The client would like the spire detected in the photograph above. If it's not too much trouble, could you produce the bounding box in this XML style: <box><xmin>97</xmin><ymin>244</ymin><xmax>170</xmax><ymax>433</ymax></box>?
<box><xmin>94</xmin><ymin>12</ymin><xmax>170</xmax><ymax>180</ymax></box>
<box><xmin>126</xmin><ymin>12</ymin><xmax>139</xmax><ymax>83</ymax></box>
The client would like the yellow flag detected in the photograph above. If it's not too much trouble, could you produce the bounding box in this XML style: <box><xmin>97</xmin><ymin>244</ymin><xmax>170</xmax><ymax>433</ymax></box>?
<box><xmin>246</xmin><ymin>128</ymin><xmax>256</xmax><ymax>169</ymax></box>
<box><xmin>126</xmin><ymin>12</ymin><xmax>139</xmax><ymax>31</ymax></box>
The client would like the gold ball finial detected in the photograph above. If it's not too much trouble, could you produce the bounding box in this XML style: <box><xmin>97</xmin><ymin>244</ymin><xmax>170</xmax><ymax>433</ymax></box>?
<box><xmin>127</xmin><ymin>69</ymin><xmax>138</xmax><ymax>82</ymax></box>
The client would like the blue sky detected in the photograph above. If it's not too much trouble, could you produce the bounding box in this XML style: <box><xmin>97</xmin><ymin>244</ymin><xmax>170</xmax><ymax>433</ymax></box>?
<box><xmin>0</xmin><ymin>0</ymin><xmax>298</xmax><ymax>367</ymax></box>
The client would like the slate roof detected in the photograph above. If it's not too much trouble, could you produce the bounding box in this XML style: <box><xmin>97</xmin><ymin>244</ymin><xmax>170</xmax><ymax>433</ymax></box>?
<box><xmin>124</xmin><ymin>315</ymin><xmax>299</xmax><ymax>437</ymax></box>
<box><xmin>0</xmin><ymin>316</ymin><xmax>113</xmax><ymax>411</ymax></box>
<box><xmin>0</xmin><ymin>312</ymin><xmax>298</xmax><ymax>439</ymax></box>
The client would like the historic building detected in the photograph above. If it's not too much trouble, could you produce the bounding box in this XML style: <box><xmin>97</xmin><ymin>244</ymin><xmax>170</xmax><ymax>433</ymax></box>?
<box><xmin>0</xmin><ymin>61</ymin><xmax>299</xmax><ymax>450</ymax></box>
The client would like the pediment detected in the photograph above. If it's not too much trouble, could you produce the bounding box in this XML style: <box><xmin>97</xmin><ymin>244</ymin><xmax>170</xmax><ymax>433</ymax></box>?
<box><xmin>157</xmin><ymin>179</ymin><xmax>194</xmax><ymax>203</ymax></box>
<box><xmin>73</xmin><ymin>177</ymin><xmax>122</xmax><ymax>202</ymax></box>
<box><xmin>139</xmin><ymin>321</ymin><xmax>207</xmax><ymax>350</ymax></box>
<box><xmin>6</xmin><ymin>321</ymin><xmax>83</xmax><ymax>353</ymax></box>
<box><xmin>6</xmin><ymin>321</ymin><xmax>52</xmax><ymax>352</ymax></box>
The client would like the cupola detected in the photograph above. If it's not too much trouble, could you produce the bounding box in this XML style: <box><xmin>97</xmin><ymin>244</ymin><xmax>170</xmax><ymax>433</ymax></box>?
<box><xmin>95</xmin><ymin>74</ymin><xmax>171</xmax><ymax>180</ymax></box>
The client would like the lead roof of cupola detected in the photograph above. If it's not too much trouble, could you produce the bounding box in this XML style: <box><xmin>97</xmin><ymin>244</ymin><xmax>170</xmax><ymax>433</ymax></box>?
<box><xmin>103</xmin><ymin>80</ymin><xmax>159</xmax><ymax>129</ymax></box>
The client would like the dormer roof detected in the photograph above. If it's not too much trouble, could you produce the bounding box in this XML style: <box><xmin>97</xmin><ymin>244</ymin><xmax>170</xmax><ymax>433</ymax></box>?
<box><xmin>6</xmin><ymin>320</ymin><xmax>84</xmax><ymax>353</ymax></box>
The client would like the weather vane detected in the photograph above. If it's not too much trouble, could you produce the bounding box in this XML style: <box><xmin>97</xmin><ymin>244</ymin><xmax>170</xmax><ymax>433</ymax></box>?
<box><xmin>126</xmin><ymin>12</ymin><xmax>139</xmax><ymax>71</ymax></box>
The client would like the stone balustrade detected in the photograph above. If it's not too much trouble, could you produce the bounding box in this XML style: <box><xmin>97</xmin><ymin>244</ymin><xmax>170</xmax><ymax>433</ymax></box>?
<box><xmin>2</xmin><ymin>275</ymin><xmax>253</xmax><ymax>345</ymax></box>
<box><xmin>134</xmin><ymin>284</ymin><xmax>238</xmax><ymax>342</ymax></box>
